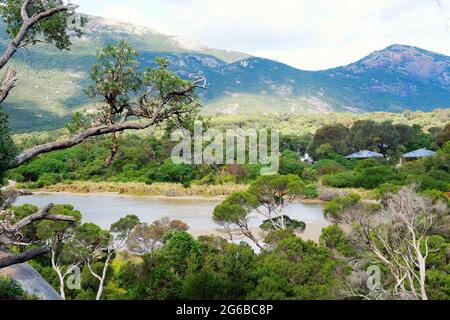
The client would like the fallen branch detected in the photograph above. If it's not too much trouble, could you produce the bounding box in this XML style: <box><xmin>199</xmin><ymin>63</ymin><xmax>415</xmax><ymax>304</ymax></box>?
<box><xmin>0</xmin><ymin>247</ymin><xmax>50</xmax><ymax>268</ymax></box>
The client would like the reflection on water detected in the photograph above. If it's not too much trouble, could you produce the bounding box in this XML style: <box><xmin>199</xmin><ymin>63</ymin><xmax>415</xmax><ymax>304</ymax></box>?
<box><xmin>15</xmin><ymin>193</ymin><xmax>329</xmax><ymax>241</ymax></box>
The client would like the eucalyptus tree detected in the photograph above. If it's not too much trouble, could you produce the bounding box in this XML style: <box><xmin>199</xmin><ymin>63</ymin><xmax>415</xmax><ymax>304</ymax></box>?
<box><xmin>213</xmin><ymin>192</ymin><xmax>262</xmax><ymax>249</ymax></box>
<box><xmin>126</xmin><ymin>217</ymin><xmax>189</xmax><ymax>256</ymax></box>
<box><xmin>0</xmin><ymin>0</ymin><xmax>84</xmax><ymax>103</ymax></box>
<box><xmin>81</xmin><ymin>215</ymin><xmax>140</xmax><ymax>300</ymax></box>
<box><xmin>86</xmin><ymin>41</ymin><xmax>143</xmax><ymax>166</ymax></box>
<box><xmin>0</xmin><ymin>2</ymin><xmax>205</xmax><ymax>269</ymax></box>
<box><xmin>307</xmin><ymin>124</ymin><xmax>351</xmax><ymax>159</ymax></box>
<box><xmin>248</xmin><ymin>174</ymin><xmax>306</xmax><ymax>230</ymax></box>
<box><xmin>350</xmin><ymin>120</ymin><xmax>401</xmax><ymax>158</ymax></box>
<box><xmin>213</xmin><ymin>174</ymin><xmax>306</xmax><ymax>249</ymax></box>
<box><xmin>0</xmin><ymin>0</ymin><xmax>83</xmax><ymax>268</ymax></box>
<box><xmin>0</xmin><ymin>110</ymin><xmax>16</xmax><ymax>184</ymax></box>
<box><xmin>331</xmin><ymin>186</ymin><xmax>449</xmax><ymax>300</ymax></box>
<box><xmin>47</xmin><ymin>227</ymin><xmax>85</xmax><ymax>300</ymax></box>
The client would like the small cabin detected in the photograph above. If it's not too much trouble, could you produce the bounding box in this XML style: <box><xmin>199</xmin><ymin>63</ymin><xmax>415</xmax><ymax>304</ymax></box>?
<box><xmin>345</xmin><ymin>150</ymin><xmax>384</xmax><ymax>160</ymax></box>
<box><xmin>400</xmin><ymin>148</ymin><xmax>436</xmax><ymax>165</ymax></box>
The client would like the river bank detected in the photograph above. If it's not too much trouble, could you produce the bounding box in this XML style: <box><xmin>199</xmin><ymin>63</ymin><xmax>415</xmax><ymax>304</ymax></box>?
<box><xmin>30</xmin><ymin>181</ymin><xmax>247</xmax><ymax>198</ymax></box>
<box><xmin>20</xmin><ymin>181</ymin><xmax>328</xmax><ymax>204</ymax></box>
<box><xmin>14</xmin><ymin>192</ymin><xmax>329</xmax><ymax>242</ymax></box>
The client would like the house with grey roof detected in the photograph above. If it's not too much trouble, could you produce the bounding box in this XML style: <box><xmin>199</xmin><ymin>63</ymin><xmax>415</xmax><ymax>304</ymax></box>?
<box><xmin>345</xmin><ymin>150</ymin><xmax>384</xmax><ymax>160</ymax></box>
<box><xmin>400</xmin><ymin>148</ymin><xmax>436</xmax><ymax>165</ymax></box>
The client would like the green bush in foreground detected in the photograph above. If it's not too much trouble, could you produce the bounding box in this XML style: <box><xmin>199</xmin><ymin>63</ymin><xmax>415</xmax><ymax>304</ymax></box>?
<box><xmin>322</xmin><ymin>172</ymin><xmax>357</xmax><ymax>188</ymax></box>
<box><xmin>0</xmin><ymin>277</ymin><xmax>28</xmax><ymax>300</ymax></box>
<box><xmin>324</xmin><ymin>194</ymin><xmax>361</xmax><ymax>220</ymax></box>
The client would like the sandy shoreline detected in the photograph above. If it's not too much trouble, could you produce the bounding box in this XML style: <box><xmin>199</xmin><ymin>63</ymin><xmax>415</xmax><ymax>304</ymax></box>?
<box><xmin>28</xmin><ymin>190</ymin><xmax>327</xmax><ymax>204</ymax></box>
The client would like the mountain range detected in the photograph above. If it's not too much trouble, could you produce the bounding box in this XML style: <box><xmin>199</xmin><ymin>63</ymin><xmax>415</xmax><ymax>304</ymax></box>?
<box><xmin>0</xmin><ymin>15</ymin><xmax>449</xmax><ymax>132</ymax></box>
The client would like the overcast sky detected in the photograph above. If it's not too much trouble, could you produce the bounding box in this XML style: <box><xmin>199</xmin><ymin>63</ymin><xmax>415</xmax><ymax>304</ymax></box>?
<box><xmin>74</xmin><ymin>0</ymin><xmax>450</xmax><ymax>70</ymax></box>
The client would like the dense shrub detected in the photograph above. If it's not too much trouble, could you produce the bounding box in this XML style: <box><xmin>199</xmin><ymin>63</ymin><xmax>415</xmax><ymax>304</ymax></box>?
<box><xmin>249</xmin><ymin>237</ymin><xmax>341</xmax><ymax>300</ymax></box>
<box><xmin>412</xmin><ymin>175</ymin><xmax>449</xmax><ymax>192</ymax></box>
<box><xmin>148</xmin><ymin>160</ymin><xmax>195</xmax><ymax>185</ymax></box>
<box><xmin>304</xmin><ymin>184</ymin><xmax>319</xmax><ymax>199</ymax></box>
<box><xmin>324</xmin><ymin>194</ymin><xmax>361</xmax><ymax>220</ymax></box>
<box><xmin>322</xmin><ymin>172</ymin><xmax>357</xmax><ymax>188</ymax></box>
<box><xmin>314</xmin><ymin>160</ymin><xmax>345</xmax><ymax>176</ymax></box>
<box><xmin>0</xmin><ymin>277</ymin><xmax>28</xmax><ymax>300</ymax></box>
<box><xmin>374</xmin><ymin>183</ymin><xmax>402</xmax><ymax>200</ymax></box>
<box><xmin>421</xmin><ymin>190</ymin><xmax>450</xmax><ymax>205</ymax></box>
<box><xmin>354</xmin><ymin>166</ymin><xmax>398</xmax><ymax>189</ymax></box>
<box><xmin>320</xmin><ymin>225</ymin><xmax>356</xmax><ymax>258</ymax></box>
<box><xmin>354</xmin><ymin>158</ymin><xmax>380</xmax><ymax>172</ymax></box>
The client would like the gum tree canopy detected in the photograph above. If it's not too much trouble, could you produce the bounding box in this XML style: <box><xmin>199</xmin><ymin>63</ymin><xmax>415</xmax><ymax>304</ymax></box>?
<box><xmin>0</xmin><ymin>1</ymin><xmax>204</xmax><ymax>269</ymax></box>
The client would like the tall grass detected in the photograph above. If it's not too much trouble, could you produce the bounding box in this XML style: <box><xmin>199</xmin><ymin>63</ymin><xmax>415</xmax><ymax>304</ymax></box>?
<box><xmin>41</xmin><ymin>181</ymin><xmax>248</xmax><ymax>198</ymax></box>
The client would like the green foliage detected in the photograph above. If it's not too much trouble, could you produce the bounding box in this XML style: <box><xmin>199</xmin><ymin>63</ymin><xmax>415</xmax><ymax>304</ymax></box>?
<box><xmin>320</xmin><ymin>225</ymin><xmax>356</xmax><ymax>258</ymax></box>
<box><xmin>65</xmin><ymin>112</ymin><xmax>92</xmax><ymax>135</ymax></box>
<box><xmin>322</xmin><ymin>172</ymin><xmax>357</xmax><ymax>188</ymax></box>
<box><xmin>280</xmin><ymin>134</ymin><xmax>311</xmax><ymax>156</ymax></box>
<box><xmin>324</xmin><ymin>194</ymin><xmax>361</xmax><ymax>220</ymax></box>
<box><xmin>0</xmin><ymin>0</ymin><xmax>85</xmax><ymax>50</ymax></box>
<box><xmin>0</xmin><ymin>109</ymin><xmax>16</xmax><ymax>184</ymax></box>
<box><xmin>405</xmin><ymin>124</ymin><xmax>435</xmax><ymax>151</ymax></box>
<box><xmin>181</xmin><ymin>237</ymin><xmax>257</xmax><ymax>300</ymax></box>
<box><xmin>279</xmin><ymin>150</ymin><xmax>306</xmax><ymax>176</ymax></box>
<box><xmin>436</xmin><ymin>122</ymin><xmax>450</xmax><ymax>147</ymax></box>
<box><xmin>87</xmin><ymin>40</ymin><xmax>142</xmax><ymax>109</ymax></box>
<box><xmin>260</xmin><ymin>216</ymin><xmax>306</xmax><ymax>233</ymax></box>
<box><xmin>213</xmin><ymin>191</ymin><xmax>259</xmax><ymax>224</ymax></box>
<box><xmin>304</xmin><ymin>184</ymin><xmax>319</xmax><ymax>199</ymax></box>
<box><xmin>35</xmin><ymin>204</ymin><xmax>81</xmax><ymax>240</ymax></box>
<box><xmin>354</xmin><ymin>165</ymin><xmax>398</xmax><ymax>189</ymax></box>
<box><xmin>248</xmin><ymin>174</ymin><xmax>306</xmax><ymax>204</ymax></box>
<box><xmin>353</xmin><ymin>158</ymin><xmax>379</xmax><ymax>172</ymax></box>
<box><xmin>374</xmin><ymin>183</ymin><xmax>402</xmax><ymax>200</ymax></box>
<box><xmin>15</xmin><ymin>156</ymin><xmax>69</xmax><ymax>181</ymax></box>
<box><xmin>424</xmin><ymin>235</ymin><xmax>450</xmax><ymax>300</ymax></box>
<box><xmin>110</xmin><ymin>215</ymin><xmax>140</xmax><ymax>240</ymax></box>
<box><xmin>314</xmin><ymin>159</ymin><xmax>345</xmax><ymax>176</ymax></box>
<box><xmin>249</xmin><ymin>237</ymin><xmax>340</xmax><ymax>300</ymax></box>
<box><xmin>426</xmin><ymin>270</ymin><xmax>450</xmax><ymax>300</ymax></box>
<box><xmin>421</xmin><ymin>190</ymin><xmax>450</xmax><ymax>206</ymax></box>
<box><xmin>160</xmin><ymin>231</ymin><xmax>200</xmax><ymax>276</ymax></box>
<box><xmin>0</xmin><ymin>276</ymin><xmax>28</xmax><ymax>300</ymax></box>
<box><xmin>145</xmin><ymin>57</ymin><xmax>201</xmax><ymax>132</ymax></box>
<box><xmin>307</xmin><ymin>124</ymin><xmax>351</xmax><ymax>159</ymax></box>
<box><xmin>350</xmin><ymin>120</ymin><xmax>401</xmax><ymax>157</ymax></box>
<box><xmin>150</xmin><ymin>159</ymin><xmax>195</xmax><ymax>185</ymax></box>
<box><xmin>412</xmin><ymin>175</ymin><xmax>449</xmax><ymax>192</ymax></box>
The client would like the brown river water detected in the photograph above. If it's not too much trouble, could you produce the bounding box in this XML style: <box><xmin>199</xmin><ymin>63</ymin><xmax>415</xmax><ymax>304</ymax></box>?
<box><xmin>15</xmin><ymin>192</ymin><xmax>329</xmax><ymax>242</ymax></box>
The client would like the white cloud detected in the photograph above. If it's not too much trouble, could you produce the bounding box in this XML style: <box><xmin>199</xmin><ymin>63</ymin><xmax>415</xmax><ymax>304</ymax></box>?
<box><xmin>77</xmin><ymin>0</ymin><xmax>450</xmax><ymax>70</ymax></box>
<box><xmin>98</xmin><ymin>4</ymin><xmax>173</xmax><ymax>34</ymax></box>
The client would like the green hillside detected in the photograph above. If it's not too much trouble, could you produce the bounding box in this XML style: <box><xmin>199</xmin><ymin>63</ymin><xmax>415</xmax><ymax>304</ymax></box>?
<box><xmin>1</xmin><ymin>16</ymin><xmax>449</xmax><ymax>133</ymax></box>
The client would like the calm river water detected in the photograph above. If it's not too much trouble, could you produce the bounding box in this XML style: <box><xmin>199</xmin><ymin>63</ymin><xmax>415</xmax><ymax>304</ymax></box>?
<box><xmin>15</xmin><ymin>192</ymin><xmax>329</xmax><ymax>241</ymax></box>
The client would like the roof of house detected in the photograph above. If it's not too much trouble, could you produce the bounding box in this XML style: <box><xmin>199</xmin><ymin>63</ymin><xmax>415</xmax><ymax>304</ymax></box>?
<box><xmin>345</xmin><ymin>150</ymin><xmax>384</xmax><ymax>159</ymax></box>
<box><xmin>402</xmin><ymin>148</ymin><xmax>437</xmax><ymax>159</ymax></box>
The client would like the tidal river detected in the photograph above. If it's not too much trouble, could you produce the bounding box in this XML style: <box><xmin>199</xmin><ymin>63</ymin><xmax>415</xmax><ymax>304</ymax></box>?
<box><xmin>15</xmin><ymin>192</ymin><xmax>329</xmax><ymax>242</ymax></box>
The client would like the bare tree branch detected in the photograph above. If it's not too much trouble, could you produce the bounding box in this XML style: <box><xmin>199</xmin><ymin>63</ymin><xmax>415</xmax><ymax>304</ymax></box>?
<box><xmin>20</xmin><ymin>0</ymin><xmax>32</xmax><ymax>22</ymax></box>
<box><xmin>13</xmin><ymin>119</ymin><xmax>159</xmax><ymax>168</ymax></box>
<box><xmin>0</xmin><ymin>68</ymin><xmax>17</xmax><ymax>104</ymax></box>
<box><xmin>0</xmin><ymin>2</ymin><xmax>79</xmax><ymax>70</ymax></box>
<box><xmin>12</xmin><ymin>204</ymin><xmax>75</xmax><ymax>231</ymax></box>
<box><xmin>0</xmin><ymin>247</ymin><xmax>50</xmax><ymax>268</ymax></box>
